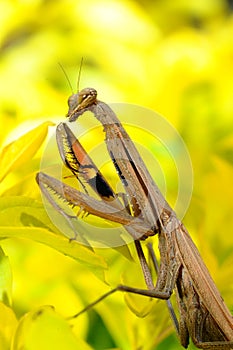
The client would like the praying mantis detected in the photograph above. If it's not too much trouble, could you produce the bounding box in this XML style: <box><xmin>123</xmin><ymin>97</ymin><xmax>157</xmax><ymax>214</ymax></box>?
<box><xmin>36</xmin><ymin>87</ymin><xmax>233</xmax><ymax>349</ymax></box>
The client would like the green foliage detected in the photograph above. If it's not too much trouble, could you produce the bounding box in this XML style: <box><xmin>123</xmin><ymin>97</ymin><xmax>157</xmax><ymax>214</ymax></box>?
<box><xmin>0</xmin><ymin>246</ymin><xmax>12</xmax><ymax>306</ymax></box>
<box><xmin>0</xmin><ymin>122</ymin><xmax>54</xmax><ymax>182</ymax></box>
<box><xmin>0</xmin><ymin>1</ymin><xmax>233</xmax><ymax>349</ymax></box>
<box><xmin>12</xmin><ymin>306</ymin><xmax>93</xmax><ymax>350</ymax></box>
<box><xmin>0</xmin><ymin>302</ymin><xmax>17</xmax><ymax>349</ymax></box>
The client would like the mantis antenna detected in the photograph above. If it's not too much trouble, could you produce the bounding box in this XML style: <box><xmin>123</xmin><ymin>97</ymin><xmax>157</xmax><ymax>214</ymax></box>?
<box><xmin>76</xmin><ymin>57</ymin><xmax>83</xmax><ymax>92</ymax></box>
<box><xmin>58</xmin><ymin>57</ymin><xmax>84</xmax><ymax>94</ymax></box>
<box><xmin>58</xmin><ymin>62</ymin><xmax>74</xmax><ymax>94</ymax></box>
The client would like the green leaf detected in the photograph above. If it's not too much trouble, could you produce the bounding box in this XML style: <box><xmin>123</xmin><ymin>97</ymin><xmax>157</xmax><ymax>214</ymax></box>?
<box><xmin>0</xmin><ymin>302</ymin><xmax>17</xmax><ymax>350</ymax></box>
<box><xmin>0</xmin><ymin>227</ymin><xmax>107</xmax><ymax>275</ymax></box>
<box><xmin>121</xmin><ymin>260</ymin><xmax>154</xmax><ymax>317</ymax></box>
<box><xmin>0</xmin><ymin>122</ymin><xmax>54</xmax><ymax>182</ymax></box>
<box><xmin>0</xmin><ymin>247</ymin><xmax>12</xmax><ymax>306</ymax></box>
<box><xmin>0</xmin><ymin>196</ymin><xmax>107</xmax><ymax>280</ymax></box>
<box><xmin>12</xmin><ymin>306</ymin><xmax>93</xmax><ymax>350</ymax></box>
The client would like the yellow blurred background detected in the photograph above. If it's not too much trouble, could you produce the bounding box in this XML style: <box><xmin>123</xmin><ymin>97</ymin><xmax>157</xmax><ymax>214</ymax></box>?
<box><xmin>0</xmin><ymin>1</ymin><xmax>233</xmax><ymax>349</ymax></box>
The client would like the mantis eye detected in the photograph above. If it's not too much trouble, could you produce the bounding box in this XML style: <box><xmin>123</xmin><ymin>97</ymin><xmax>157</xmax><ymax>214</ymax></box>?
<box><xmin>66</xmin><ymin>88</ymin><xmax>97</xmax><ymax>120</ymax></box>
<box><xmin>77</xmin><ymin>88</ymin><xmax>97</xmax><ymax>107</ymax></box>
